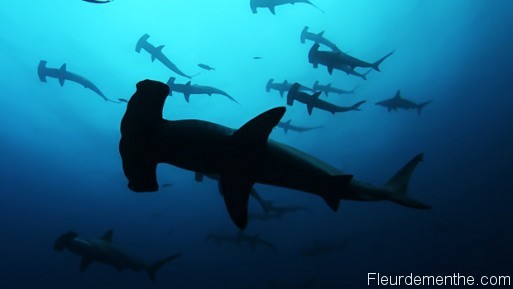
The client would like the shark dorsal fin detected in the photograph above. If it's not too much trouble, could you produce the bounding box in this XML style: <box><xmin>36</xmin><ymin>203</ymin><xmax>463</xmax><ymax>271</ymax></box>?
<box><xmin>156</xmin><ymin>45</ymin><xmax>165</xmax><ymax>52</ymax></box>
<box><xmin>313</xmin><ymin>91</ymin><xmax>322</xmax><ymax>99</ymax></box>
<box><xmin>394</xmin><ymin>90</ymin><xmax>402</xmax><ymax>99</ymax></box>
<box><xmin>318</xmin><ymin>31</ymin><xmax>325</xmax><ymax>36</ymax></box>
<box><xmin>233</xmin><ymin>107</ymin><xmax>285</xmax><ymax>146</ymax></box>
<box><xmin>185</xmin><ymin>81</ymin><xmax>191</xmax><ymax>87</ymax></box>
<box><xmin>58</xmin><ymin>64</ymin><xmax>67</xmax><ymax>86</ymax></box>
<box><xmin>101</xmin><ymin>229</ymin><xmax>113</xmax><ymax>242</ymax></box>
<box><xmin>285</xmin><ymin>119</ymin><xmax>292</xmax><ymax>125</ymax></box>
<box><xmin>283</xmin><ymin>80</ymin><xmax>288</xmax><ymax>85</ymax></box>
<box><xmin>59</xmin><ymin>63</ymin><xmax>67</xmax><ymax>72</ymax></box>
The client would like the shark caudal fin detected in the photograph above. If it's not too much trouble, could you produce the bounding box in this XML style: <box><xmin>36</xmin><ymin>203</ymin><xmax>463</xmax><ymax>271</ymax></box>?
<box><xmin>221</xmin><ymin>107</ymin><xmax>286</xmax><ymax>229</ymax></box>
<box><xmin>54</xmin><ymin>231</ymin><xmax>78</xmax><ymax>251</ymax></box>
<box><xmin>383</xmin><ymin>153</ymin><xmax>431</xmax><ymax>209</ymax></box>
<box><xmin>371</xmin><ymin>50</ymin><xmax>395</xmax><ymax>72</ymax></box>
<box><xmin>349</xmin><ymin>100</ymin><xmax>366</xmax><ymax>111</ymax></box>
<box><xmin>146</xmin><ymin>253</ymin><xmax>181</xmax><ymax>281</ymax></box>
<box><xmin>417</xmin><ymin>100</ymin><xmax>432</xmax><ymax>114</ymax></box>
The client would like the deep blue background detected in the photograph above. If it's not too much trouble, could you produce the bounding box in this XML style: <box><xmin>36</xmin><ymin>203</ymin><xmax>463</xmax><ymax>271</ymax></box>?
<box><xmin>0</xmin><ymin>0</ymin><xmax>512</xmax><ymax>288</ymax></box>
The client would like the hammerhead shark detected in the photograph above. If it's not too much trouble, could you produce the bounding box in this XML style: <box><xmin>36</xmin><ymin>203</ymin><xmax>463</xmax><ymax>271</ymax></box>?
<box><xmin>206</xmin><ymin>230</ymin><xmax>276</xmax><ymax>252</ymax></box>
<box><xmin>166</xmin><ymin>77</ymin><xmax>238</xmax><ymax>104</ymax></box>
<box><xmin>119</xmin><ymin>79</ymin><xmax>431</xmax><ymax>229</ymax></box>
<box><xmin>308</xmin><ymin>43</ymin><xmax>394</xmax><ymax>73</ymax></box>
<box><xmin>300</xmin><ymin>26</ymin><xmax>340</xmax><ymax>52</ymax></box>
<box><xmin>250</xmin><ymin>0</ymin><xmax>323</xmax><ymax>14</ymax></box>
<box><xmin>54</xmin><ymin>229</ymin><xmax>181</xmax><ymax>281</ymax></box>
<box><xmin>287</xmin><ymin>83</ymin><xmax>365</xmax><ymax>115</ymax></box>
<box><xmin>376</xmin><ymin>90</ymin><xmax>432</xmax><ymax>114</ymax></box>
<box><xmin>312</xmin><ymin>81</ymin><xmax>358</xmax><ymax>96</ymax></box>
<box><xmin>135</xmin><ymin>34</ymin><xmax>195</xmax><ymax>79</ymax></box>
<box><xmin>266</xmin><ymin>79</ymin><xmax>312</xmax><ymax>98</ymax></box>
<box><xmin>82</xmin><ymin>0</ymin><xmax>113</xmax><ymax>3</ymax></box>
<box><xmin>38</xmin><ymin>60</ymin><xmax>118</xmax><ymax>103</ymax></box>
<box><xmin>298</xmin><ymin>239</ymin><xmax>350</xmax><ymax>258</ymax></box>
<box><xmin>276</xmin><ymin>119</ymin><xmax>322</xmax><ymax>134</ymax></box>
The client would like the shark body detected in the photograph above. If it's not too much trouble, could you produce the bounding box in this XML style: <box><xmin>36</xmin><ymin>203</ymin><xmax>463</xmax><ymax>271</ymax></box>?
<box><xmin>54</xmin><ymin>229</ymin><xmax>180</xmax><ymax>281</ymax></box>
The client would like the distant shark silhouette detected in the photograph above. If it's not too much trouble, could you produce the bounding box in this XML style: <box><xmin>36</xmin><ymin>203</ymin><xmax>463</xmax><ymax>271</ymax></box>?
<box><xmin>298</xmin><ymin>239</ymin><xmax>350</xmax><ymax>258</ymax></box>
<box><xmin>312</xmin><ymin>81</ymin><xmax>358</xmax><ymax>96</ymax></box>
<box><xmin>119</xmin><ymin>80</ymin><xmax>430</xmax><ymax>229</ymax></box>
<box><xmin>82</xmin><ymin>0</ymin><xmax>113</xmax><ymax>3</ymax></box>
<box><xmin>300</xmin><ymin>26</ymin><xmax>340</xmax><ymax>52</ymax></box>
<box><xmin>276</xmin><ymin>119</ymin><xmax>322</xmax><ymax>134</ymax></box>
<box><xmin>250</xmin><ymin>0</ymin><xmax>323</xmax><ymax>14</ymax></box>
<box><xmin>261</xmin><ymin>201</ymin><xmax>312</xmax><ymax>217</ymax></box>
<box><xmin>287</xmin><ymin>83</ymin><xmax>365</xmax><ymax>115</ymax></box>
<box><xmin>206</xmin><ymin>230</ymin><xmax>276</xmax><ymax>252</ymax></box>
<box><xmin>167</xmin><ymin>77</ymin><xmax>238</xmax><ymax>104</ymax></box>
<box><xmin>54</xmin><ymin>229</ymin><xmax>181</xmax><ymax>281</ymax></box>
<box><xmin>135</xmin><ymin>34</ymin><xmax>196</xmax><ymax>79</ymax></box>
<box><xmin>308</xmin><ymin>43</ymin><xmax>394</xmax><ymax>74</ymax></box>
<box><xmin>198</xmin><ymin>63</ymin><xmax>215</xmax><ymax>71</ymax></box>
<box><xmin>266</xmin><ymin>79</ymin><xmax>313</xmax><ymax>98</ymax></box>
<box><xmin>376</xmin><ymin>90</ymin><xmax>432</xmax><ymax>114</ymax></box>
<box><xmin>38</xmin><ymin>60</ymin><xmax>119</xmax><ymax>103</ymax></box>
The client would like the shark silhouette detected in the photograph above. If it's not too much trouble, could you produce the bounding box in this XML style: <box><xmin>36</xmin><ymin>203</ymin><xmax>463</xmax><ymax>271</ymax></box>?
<box><xmin>376</xmin><ymin>90</ymin><xmax>432</xmax><ymax>114</ymax></box>
<box><xmin>38</xmin><ymin>60</ymin><xmax>118</xmax><ymax>103</ymax></box>
<box><xmin>276</xmin><ymin>119</ymin><xmax>322</xmax><ymax>134</ymax></box>
<box><xmin>135</xmin><ymin>34</ymin><xmax>195</xmax><ymax>79</ymax></box>
<box><xmin>119</xmin><ymin>80</ymin><xmax>430</xmax><ymax>229</ymax></box>
<box><xmin>167</xmin><ymin>77</ymin><xmax>238</xmax><ymax>104</ymax></box>
<box><xmin>300</xmin><ymin>26</ymin><xmax>340</xmax><ymax>52</ymax></box>
<box><xmin>54</xmin><ymin>229</ymin><xmax>181</xmax><ymax>281</ymax></box>
<box><xmin>287</xmin><ymin>83</ymin><xmax>365</xmax><ymax>115</ymax></box>
<box><xmin>250</xmin><ymin>0</ymin><xmax>323</xmax><ymax>14</ymax></box>
<box><xmin>266</xmin><ymin>79</ymin><xmax>313</xmax><ymax>98</ymax></box>
<box><xmin>312</xmin><ymin>81</ymin><xmax>358</xmax><ymax>96</ymax></box>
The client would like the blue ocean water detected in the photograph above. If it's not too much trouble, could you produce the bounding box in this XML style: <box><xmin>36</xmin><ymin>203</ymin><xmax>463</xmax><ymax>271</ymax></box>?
<box><xmin>1</xmin><ymin>0</ymin><xmax>512</xmax><ymax>288</ymax></box>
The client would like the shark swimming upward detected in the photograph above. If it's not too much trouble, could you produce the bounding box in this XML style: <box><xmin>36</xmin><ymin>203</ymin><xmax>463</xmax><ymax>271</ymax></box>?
<box><xmin>119</xmin><ymin>80</ymin><xmax>431</xmax><ymax>229</ymax></box>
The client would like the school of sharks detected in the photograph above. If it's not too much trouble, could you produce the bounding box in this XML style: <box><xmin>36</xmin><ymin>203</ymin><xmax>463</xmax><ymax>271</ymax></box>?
<box><xmin>32</xmin><ymin>0</ymin><xmax>438</xmax><ymax>287</ymax></box>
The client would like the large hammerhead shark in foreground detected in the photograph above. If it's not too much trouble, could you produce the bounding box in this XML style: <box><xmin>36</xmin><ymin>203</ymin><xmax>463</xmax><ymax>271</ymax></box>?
<box><xmin>119</xmin><ymin>79</ymin><xmax>430</xmax><ymax>229</ymax></box>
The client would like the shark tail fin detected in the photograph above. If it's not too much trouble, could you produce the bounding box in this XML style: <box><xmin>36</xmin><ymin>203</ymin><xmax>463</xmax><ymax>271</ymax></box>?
<box><xmin>371</xmin><ymin>50</ymin><xmax>395</xmax><ymax>72</ymax></box>
<box><xmin>417</xmin><ymin>100</ymin><xmax>432</xmax><ymax>114</ymax></box>
<box><xmin>54</xmin><ymin>231</ymin><xmax>78</xmax><ymax>251</ymax></box>
<box><xmin>350</xmin><ymin>100</ymin><xmax>366</xmax><ymax>111</ymax></box>
<box><xmin>383</xmin><ymin>153</ymin><xmax>431</xmax><ymax>209</ymax></box>
<box><xmin>147</xmin><ymin>253</ymin><xmax>181</xmax><ymax>281</ymax></box>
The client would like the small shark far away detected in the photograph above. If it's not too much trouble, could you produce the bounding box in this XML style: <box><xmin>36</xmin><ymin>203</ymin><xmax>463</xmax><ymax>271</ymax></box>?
<box><xmin>300</xmin><ymin>26</ymin><xmax>340</xmax><ymax>52</ymax></box>
<box><xmin>82</xmin><ymin>0</ymin><xmax>113</xmax><ymax>3</ymax></box>
<box><xmin>276</xmin><ymin>119</ymin><xmax>322</xmax><ymax>134</ymax></box>
<box><xmin>54</xmin><ymin>229</ymin><xmax>181</xmax><ymax>281</ymax></box>
<box><xmin>287</xmin><ymin>83</ymin><xmax>365</xmax><ymax>115</ymax></box>
<box><xmin>38</xmin><ymin>60</ymin><xmax>119</xmax><ymax>103</ymax></box>
<box><xmin>135</xmin><ymin>34</ymin><xmax>196</xmax><ymax>79</ymax></box>
<box><xmin>167</xmin><ymin>77</ymin><xmax>238</xmax><ymax>104</ymax></box>
<box><xmin>312</xmin><ymin>81</ymin><xmax>358</xmax><ymax>96</ymax></box>
<box><xmin>119</xmin><ymin>79</ymin><xmax>431</xmax><ymax>229</ymax></box>
<box><xmin>198</xmin><ymin>63</ymin><xmax>215</xmax><ymax>71</ymax></box>
<box><xmin>250</xmin><ymin>0</ymin><xmax>323</xmax><ymax>14</ymax></box>
<box><xmin>266</xmin><ymin>79</ymin><xmax>312</xmax><ymax>97</ymax></box>
<box><xmin>206</xmin><ymin>230</ymin><xmax>277</xmax><ymax>252</ymax></box>
<box><xmin>376</xmin><ymin>90</ymin><xmax>432</xmax><ymax>114</ymax></box>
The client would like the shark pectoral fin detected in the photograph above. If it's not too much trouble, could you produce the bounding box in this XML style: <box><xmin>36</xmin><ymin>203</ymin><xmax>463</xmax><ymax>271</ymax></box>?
<box><xmin>184</xmin><ymin>93</ymin><xmax>190</xmax><ymax>103</ymax></box>
<box><xmin>328</xmin><ymin>66</ymin><xmax>333</xmax><ymax>75</ymax></box>
<box><xmin>80</xmin><ymin>257</ymin><xmax>92</xmax><ymax>272</ymax></box>
<box><xmin>233</xmin><ymin>107</ymin><xmax>286</xmax><ymax>145</ymax></box>
<box><xmin>307</xmin><ymin>104</ymin><xmax>314</xmax><ymax>115</ymax></box>
<box><xmin>268</xmin><ymin>6</ymin><xmax>276</xmax><ymax>14</ymax></box>
<box><xmin>219</xmin><ymin>175</ymin><xmax>254</xmax><ymax>229</ymax></box>
<box><xmin>100</xmin><ymin>229</ymin><xmax>113</xmax><ymax>242</ymax></box>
